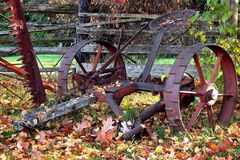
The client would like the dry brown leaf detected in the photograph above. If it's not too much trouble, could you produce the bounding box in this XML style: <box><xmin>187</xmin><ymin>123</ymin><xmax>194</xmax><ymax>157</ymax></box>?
<box><xmin>60</xmin><ymin>123</ymin><xmax>74</xmax><ymax>135</ymax></box>
<box><xmin>219</xmin><ymin>138</ymin><xmax>234</xmax><ymax>151</ymax></box>
<box><xmin>96</xmin><ymin>130</ymin><xmax>115</xmax><ymax>147</ymax></box>
<box><xmin>35</xmin><ymin>131</ymin><xmax>46</xmax><ymax>143</ymax></box>
<box><xmin>73</xmin><ymin>119</ymin><xmax>91</xmax><ymax>134</ymax></box>
<box><xmin>101</xmin><ymin>117</ymin><xmax>115</xmax><ymax>132</ymax></box>
<box><xmin>61</xmin><ymin>116</ymin><xmax>72</xmax><ymax>126</ymax></box>
<box><xmin>145</xmin><ymin>126</ymin><xmax>158</xmax><ymax>141</ymax></box>
<box><xmin>190</xmin><ymin>154</ymin><xmax>207</xmax><ymax>160</ymax></box>
<box><xmin>17</xmin><ymin>141</ymin><xmax>30</xmax><ymax>150</ymax></box>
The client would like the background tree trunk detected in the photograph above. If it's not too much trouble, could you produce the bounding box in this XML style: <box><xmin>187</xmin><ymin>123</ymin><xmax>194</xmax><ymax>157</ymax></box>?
<box><xmin>229</xmin><ymin>0</ymin><xmax>239</xmax><ymax>25</ymax></box>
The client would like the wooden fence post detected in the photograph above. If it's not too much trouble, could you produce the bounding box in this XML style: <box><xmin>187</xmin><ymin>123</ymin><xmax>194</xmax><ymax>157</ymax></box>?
<box><xmin>77</xmin><ymin>0</ymin><xmax>91</xmax><ymax>42</ymax></box>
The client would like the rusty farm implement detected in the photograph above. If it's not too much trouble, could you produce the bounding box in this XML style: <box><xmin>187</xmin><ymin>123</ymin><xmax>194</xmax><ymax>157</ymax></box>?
<box><xmin>0</xmin><ymin>0</ymin><xmax>238</xmax><ymax>139</ymax></box>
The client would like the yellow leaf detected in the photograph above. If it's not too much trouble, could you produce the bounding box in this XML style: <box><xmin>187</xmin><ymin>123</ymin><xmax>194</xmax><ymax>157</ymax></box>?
<box><xmin>194</xmin><ymin>146</ymin><xmax>201</xmax><ymax>154</ymax></box>
<box><xmin>0</xmin><ymin>154</ymin><xmax>7</xmax><ymax>160</ymax></box>
<box><xmin>117</xmin><ymin>145</ymin><xmax>126</xmax><ymax>152</ymax></box>
<box><xmin>155</xmin><ymin>146</ymin><xmax>163</xmax><ymax>153</ymax></box>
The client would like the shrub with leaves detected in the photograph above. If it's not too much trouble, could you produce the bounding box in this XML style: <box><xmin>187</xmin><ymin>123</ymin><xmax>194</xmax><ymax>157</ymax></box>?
<box><xmin>189</xmin><ymin>0</ymin><xmax>240</xmax><ymax>75</ymax></box>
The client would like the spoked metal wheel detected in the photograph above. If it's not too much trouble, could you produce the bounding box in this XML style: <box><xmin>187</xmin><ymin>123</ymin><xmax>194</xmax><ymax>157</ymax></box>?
<box><xmin>57</xmin><ymin>40</ymin><xmax>126</xmax><ymax>97</ymax></box>
<box><xmin>164</xmin><ymin>43</ymin><xmax>237</xmax><ymax>131</ymax></box>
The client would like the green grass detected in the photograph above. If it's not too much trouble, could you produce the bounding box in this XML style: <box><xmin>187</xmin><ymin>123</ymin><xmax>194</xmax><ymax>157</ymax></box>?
<box><xmin>126</xmin><ymin>55</ymin><xmax>175</xmax><ymax>64</ymax></box>
<box><xmin>3</xmin><ymin>54</ymin><xmax>175</xmax><ymax>67</ymax></box>
<box><xmin>2</xmin><ymin>54</ymin><xmax>63</xmax><ymax>68</ymax></box>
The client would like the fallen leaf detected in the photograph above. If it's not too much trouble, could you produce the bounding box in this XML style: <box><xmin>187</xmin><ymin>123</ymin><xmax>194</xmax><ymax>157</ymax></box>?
<box><xmin>155</xmin><ymin>146</ymin><xmax>163</xmax><ymax>153</ymax></box>
<box><xmin>190</xmin><ymin>154</ymin><xmax>207</xmax><ymax>160</ymax></box>
<box><xmin>96</xmin><ymin>130</ymin><xmax>115</xmax><ymax>147</ymax></box>
<box><xmin>219</xmin><ymin>138</ymin><xmax>234</xmax><ymax>151</ymax></box>
<box><xmin>207</xmin><ymin>141</ymin><xmax>219</xmax><ymax>153</ymax></box>
<box><xmin>103</xmin><ymin>151</ymin><xmax>115</xmax><ymax>158</ymax></box>
<box><xmin>73</xmin><ymin>119</ymin><xmax>91</xmax><ymax>134</ymax></box>
<box><xmin>61</xmin><ymin>116</ymin><xmax>72</xmax><ymax>126</ymax></box>
<box><xmin>60</xmin><ymin>123</ymin><xmax>74</xmax><ymax>135</ymax></box>
<box><xmin>145</xmin><ymin>126</ymin><xmax>158</xmax><ymax>141</ymax></box>
<box><xmin>0</xmin><ymin>154</ymin><xmax>7</xmax><ymax>160</ymax></box>
<box><xmin>116</xmin><ymin>0</ymin><xmax>125</xmax><ymax>4</ymax></box>
<box><xmin>101</xmin><ymin>117</ymin><xmax>115</xmax><ymax>132</ymax></box>
<box><xmin>17</xmin><ymin>141</ymin><xmax>30</xmax><ymax>150</ymax></box>
<box><xmin>117</xmin><ymin>144</ymin><xmax>126</xmax><ymax>152</ymax></box>
<box><xmin>35</xmin><ymin>131</ymin><xmax>46</xmax><ymax>143</ymax></box>
<box><xmin>175</xmin><ymin>152</ymin><xmax>184</xmax><ymax>159</ymax></box>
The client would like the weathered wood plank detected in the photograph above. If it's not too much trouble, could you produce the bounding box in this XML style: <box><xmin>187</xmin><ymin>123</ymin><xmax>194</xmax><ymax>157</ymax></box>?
<box><xmin>78</xmin><ymin>12</ymin><xmax>160</xmax><ymax>19</ymax></box>
<box><xmin>0</xmin><ymin>47</ymin><xmax>68</xmax><ymax>54</ymax></box>
<box><xmin>0</xmin><ymin>19</ymin><xmax>142</xmax><ymax>35</ymax></box>
<box><xmin>23</xmin><ymin>4</ymin><xmax>77</xmax><ymax>14</ymax></box>
<box><xmin>0</xmin><ymin>36</ymin><xmax>74</xmax><ymax>43</ymax></box>
<box><xmin>78</xmin><ymin>18</ymin><xmax>143</xmax><ymax>28</ymax></box>
<box><xmin>13</xmin><ymin>96</ymin><xmax>97</xmax><ymax>130</ymax></box>
<box><xmin>0</xmin><ymin>24</ymin><xmax>76</xmax><ymax>36</ymax></box>
<box><xmin>0</xmin><ymin>22</ymin><xmax>65</xmax><ymax>28</ymax></box>
<box><xmin>0</xmin><ymin>45</ymin><xmax>184</xmax><ymax>55</ymax></box>
<box><xmin>76</xmin><ymin>27</ymin><xmax>220</xmax><ymax>37</ymax></box>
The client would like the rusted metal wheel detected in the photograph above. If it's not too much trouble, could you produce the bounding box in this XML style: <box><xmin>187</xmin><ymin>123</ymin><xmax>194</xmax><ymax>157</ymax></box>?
<box><xmin>164</xmin><ymin>43</ymin><xmax>237</xmax><ymax>131</ymax></box>
<box><xmin>57</xmin><ymin>40</ymin><xmax>126</xmax><ymax>96</ymax></box>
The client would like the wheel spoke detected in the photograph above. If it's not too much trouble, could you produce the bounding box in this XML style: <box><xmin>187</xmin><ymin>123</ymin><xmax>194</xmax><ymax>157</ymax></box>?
<box><xmin>193</xmin><ymin>54</ymin><xmax>206</xmax><ymax>86</ymax></box>
<box><xmin>72</xmin><ymin>73</ymin><xmax>86</xmax><ymax>84</ymax></box>
<box><xmin>186</xmin><ymin>102</ymin><xmax>205</xmax><ymax>130</ymax></box>
<box><xmin>209</xmin><ymin>54</ymin><xmax>223</xmax><ymax>83</ymax></box>
<box><xmin>92</xmin><ymin>44</ymin><xmax>103</xmax><ymax>72</ymax></box>
<box><xmin>75</xmin><ymin>55</ymin><xmax>87</xmax><ymax>74</ymax></box>
<box><xmin>218</xmin><ymin>93</ymin><xmax>234</xmax><ymax>97</ymax></box>
<box><xmin>207</xmin><ymin>105</ymin><xmax>214</xmax><ymax>126</ymax></box>
<box><xmin>179</xmin><ymin>90</ymin><xmax>203</xmax><ymax>96</ymax></box>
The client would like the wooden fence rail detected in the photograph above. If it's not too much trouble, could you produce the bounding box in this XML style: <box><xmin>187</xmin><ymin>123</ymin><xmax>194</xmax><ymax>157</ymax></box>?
<box><xmin>23</xmin><ymin>4</ymin><xmax>77</xmax><ymax>14</ymax></box>
<box><xmin>0</xmin><ymin>45</ymin><xmax>185</xmax><ymax>55</ymax></box>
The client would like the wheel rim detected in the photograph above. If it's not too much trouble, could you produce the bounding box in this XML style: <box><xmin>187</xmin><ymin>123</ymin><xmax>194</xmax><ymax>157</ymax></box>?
<box><xmin>164</xmin><ymin>43</ymin><xmax>237</xmax><ymax>131</ymax></box>
<box><xmin>57</xmin><ymin>40</ymin><xmax>126</xmax><ymax>96</ymax></box>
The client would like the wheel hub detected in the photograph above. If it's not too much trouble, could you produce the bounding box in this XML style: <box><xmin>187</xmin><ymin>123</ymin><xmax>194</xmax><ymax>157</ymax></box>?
<box><xmin>204</xmin><ymin>84</ymin><xmax>219</xmax><ymax>106</ymax></box>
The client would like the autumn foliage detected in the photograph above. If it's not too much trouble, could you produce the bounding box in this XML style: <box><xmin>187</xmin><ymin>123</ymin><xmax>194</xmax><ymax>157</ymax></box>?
<box><xmin>0</xmin><ymin>77</ymin><xmax>240</xmax><ymax>159</ymax></box>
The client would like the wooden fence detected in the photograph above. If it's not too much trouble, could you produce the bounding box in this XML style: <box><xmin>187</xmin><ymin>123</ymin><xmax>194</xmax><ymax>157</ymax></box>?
<box><xmin>0</xmin><ymin>4</ymin><xmax>239</xmax><ymax>77</ymax></box>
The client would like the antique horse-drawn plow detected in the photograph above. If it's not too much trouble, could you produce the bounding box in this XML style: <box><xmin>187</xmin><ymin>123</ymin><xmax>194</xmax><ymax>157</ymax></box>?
<box><xmin>0</xmin><ymin>0</ymin><xmax>238</xmax><ymax>139</ymax></box>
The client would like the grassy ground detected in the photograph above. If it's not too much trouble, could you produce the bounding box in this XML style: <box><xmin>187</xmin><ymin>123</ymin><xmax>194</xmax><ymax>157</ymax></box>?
<box><xmin>0</xmin><ymin>55</ymin><xmax>239</xmax><ymax>159</ymax></box>
<box><xmin>2</xmin><ymin>54</ymin><xmax>63</xmax><ymax>68</ymax></box>
<box><xmin>0</xmin><ymin>74</ymin><xmax>239</xmax><ymax>159</ymax></box>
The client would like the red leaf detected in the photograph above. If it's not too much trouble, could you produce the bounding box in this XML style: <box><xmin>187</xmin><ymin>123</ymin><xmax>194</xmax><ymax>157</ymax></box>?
<box><xmin>115</xmin><ymin>0</ymin><xmax>125</xmax><ymax>4</ymax></box>
<box><xmin>60</xmin><ymin>123</ymin><xmax>74</xmax><ymax>135</ymax></box>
